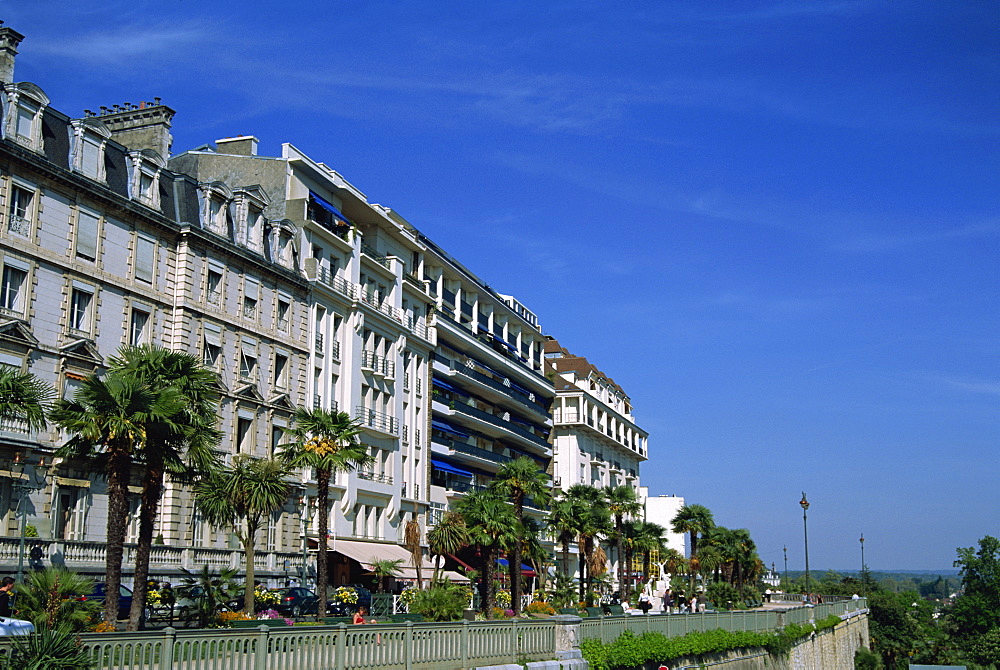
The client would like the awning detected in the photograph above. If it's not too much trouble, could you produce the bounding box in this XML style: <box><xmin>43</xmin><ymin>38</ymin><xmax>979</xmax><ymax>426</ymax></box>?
<box><xmin>432</xmin><ymin>378</ymin><xmax>469</xmax><ymax>396</ymax></box>
<box><xmin>396</xmin><ymin>567</ymin><xmax>469</xmax><ymax>583</ymax></box>
<box><xmin>309</xmin><ymin>191</ymin><xmax>350</xmax><ymax>222</ymax></box>
<box><xmin>496</xmin><ymin>558</ymin><xmax>537</xmax><ymax>577</ymax></box>
<box><xmin>431</xmin><ymin>459</ymin><xmax>473</xmax><ymax>477</ymax></box>
<box><xmin>331</xmin><ymin>540</ymin><xmax>468</xmax><ymax>583</ymax></box>
<box><xmin>431</xmin><ymin>420</ymin><xmax>470</xmax><ymax>439</ymax></box>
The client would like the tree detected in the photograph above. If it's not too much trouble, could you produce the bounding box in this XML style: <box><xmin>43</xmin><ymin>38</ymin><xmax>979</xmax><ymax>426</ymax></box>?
<box><xmin>403</xmin><ymin>516</ymin><xmax>424</xmax><ymax>589</ymax></box>
<box><xmin>278</xmin><ymin>408</ymin><xmax>370</xmax><ymax>618</ymax></box>
<box><xmin>0</xmin><ymin>367</ymin><xmax>52</xmax><ymax>432</ymax></box>
<box><xmin>490</xmin><ymin>456</ymin><xmax>552</xmax><ymax>615</ymax></box>
<box><xmin>605</xmin><ymin>485</ymin><xmax>642</xmax><ymax>596</ymax></box>
<box><xmin>50</xmin><ymin>371</ymin><xmax>183</xmax><ymax>626</ymax></box>
<box><xmin>194</xmin><ymin>455</ymin><xmax>292</xmax><ymax>613</ymax></box>
<box><xmin>671</xmin><ymin>504</ymin><xmax>714</xmax><ymax>594</ymax></box>
<box><xmin>548</xmin><ymin>493</ymin><xmax>584</xmax><ymax>577</ymax></box>
<box><xmin>427</xmin><ymin>511</ymin><xmax>469</xmax><ymax>582</ymax></box>
<box><xmin>368</xmin><ymin>558</ymin><xmax>404</xmax><ymax>594</ymax></box>
<box><xmin>104</xmin><ymin>345</ymin><xmax>221</xmax><ymax>630</ymax></box>
<box><xmin>947</xmin><ymin>535</ymin><xmax>1000</xmax><ymax>639</ymax></box>
<box><xmin>455</xmin><ymin>489</ymin><xmax>517</xmax><ymax>617</ymax></box>
<box><xmin>565</xmin><ymin>484</ymin><xmax>611</xmax><ymax>603</ymax></box>
<box><xmin>13</xmin><ymin>567</ymin><xmax>98</xmax><ymax>631</ymax></box>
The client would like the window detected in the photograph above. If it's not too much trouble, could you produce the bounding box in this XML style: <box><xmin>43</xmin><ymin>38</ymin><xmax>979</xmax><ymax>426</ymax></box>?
<box><xmin>54</xmin><ymin>487</ymin><xmax>87</xmax><ymax>540</ymax></box>
<box><xmin>80</xmin><ymin>136</ymin><xmax>102</xmax><ymax>179</ymax></box>
<box><xmin>277</xmin><ymin>231</ymin><xmax>293</xmax><ymax>266</ymax></box>
<box><xmin>76</xmin><ymin>211</ymin><xmax>99</xmax><ymax>260</ymax></box>
<box><xmin>7</xmin><ymin>185</ymin><xmax>33</xmax><ymax>235</ymax></box>
<box><xmin>0</xmin><ymin>264</ymin><xmax>27</xmax><ymax>318</ymax></box>
<box><xmin>240</xmin><ymin>341</ymin><xmax>258</xmax><ymax>382</ymax></box>
<box><xmin>15</xmin><ymin>100</ymin><xmax>38</xmax><ymax>145</ymax></box>
<box><xmin>138</xmin><ymin>173</ymin><xmax>155</xmax><ymax>202</ymax></box>
<box><xmin>69</xmin><ymin>287</ymin><xmax>93</xmax><ymax>334</ymax></box>
<box><xmin>134</xmin><ymin>235</ymin><xmax>155</xmax><ymax>283</ymax></box>
<box><xmin>236</xmin><ymin>416</ymin><xmax>254</xmax><ymax>454</ymax></box>
<box><xmin>206</xmin><ymin>268</ymin><xmax>223</xmax><ymax>305</ymax></box>
<box><xmin>62</xmin><ymin>373</ymin><xmax>85</xmax><ymax>401</ymax></box>
<box><xmin>246</xmin><ymin>206</ymin><xmax>263</xmax><ymax>250</ymax></box>
<box><xmin>203</xmin><ymin>324</ymin><xmax>222</xmax><ymax>369</ymax></box>
<box><xmin>129</xmin><ymin>307</ymin><xmax>149</xmax><ymax>346</ymax></box>
<box><xmin>273</xmin><ymin>353</ymin><xmax>289</xmax><ymax>389</ymax></box>
<box><xmin>276</xmin><ymin>298</ymin><xmax>290</xmax><ymax>332</ymax></box>
<box><xmin>271</xmin><ymin>425</ymin><xmax>284</xmax><ymax>457</ymax></box>
<box><xmin>243</xmin><ymin>278</ymin><xmax>259</xmax><ymax>320</ymax></box>
<box><xmin>208</xmin><ymin>197</ymin><xmax>226</xmax><ymax>233</ymax></box>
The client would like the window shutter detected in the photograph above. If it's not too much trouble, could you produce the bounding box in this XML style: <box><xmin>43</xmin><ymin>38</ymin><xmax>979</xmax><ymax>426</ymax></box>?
<box><xmin>135</xmin><ymin>236</ymin><xmax>155</xmax><ymax>282</ymax></box>
<box><xmin>77</xmin><ymin>211</ymin><xmax>98</xmax><ymax>259</ymax></box>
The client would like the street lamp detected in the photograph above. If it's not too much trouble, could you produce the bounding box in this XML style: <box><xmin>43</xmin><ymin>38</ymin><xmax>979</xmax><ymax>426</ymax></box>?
<box><xmin>10</xmin><ymin>451</ymin><xmax>50</xmax><ymax>583</ymax></box>
<box><xmin>783</xmin><ymin>545</ymin><xmax>788</xmax><ymax>587</ymax></box>
<box><xmin>860</xmin><ymin>533</ymin><xmax>866</xmax><ymax>596</ymax></box>
<box><xmin>300</xmin><ymin>496</ymin><xmax>311</xmax><ymax>589</ymax></box>
<box><xmin>799</xmin><ymin>492</ymin><xmax>810</xmax><ymax>600</ymax></box>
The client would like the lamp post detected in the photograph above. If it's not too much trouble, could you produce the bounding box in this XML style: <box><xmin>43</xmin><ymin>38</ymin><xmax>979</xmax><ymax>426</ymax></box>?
<box><xmin>783</xmin><ymin>545</ymin><xmax>788</xmax><ymax>587</ymax></box>
<box><xmin>300</xmin><ymin>496</ymin><xmax>310</xmax><ymax>589</ymax></box>
<box><xmin>860</xmin><ymin>533</ymin><xmax>866</xmax><ymax>596</ymax></box>
<box><xmin>10</xmin><ymin>451</ymin><xmax>50</xmax><ymax>584</ymax></box>
<box><xmin>799</xmin><ymin>492</ymin><xmax>810</xmax><ymax>600</ymax></box>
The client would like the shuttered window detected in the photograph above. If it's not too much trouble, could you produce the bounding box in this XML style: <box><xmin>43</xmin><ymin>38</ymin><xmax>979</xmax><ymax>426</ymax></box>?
<box><xmin>134</xmin><ymin>235</ymin><xmax>155</xmax><ymax>283</ymax></box>
<box><xmin>76</xmin><ymin>211</ymin><xmax>99</xmax><ymax>260</ymax></box>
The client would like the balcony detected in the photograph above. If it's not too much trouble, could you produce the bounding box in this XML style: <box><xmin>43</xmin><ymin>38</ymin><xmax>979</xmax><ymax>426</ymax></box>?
<box><xmin>355</xmin><ymin>406</ymin><xmax>398</xmax><ymax>435</ymax></box>
<box><xmin>0</xmin><ymin>306</ymin><xmax>23</xmax><ymax>320</ymax></box>
<box><xmin>431</xmin><ymin>433</ymin><xmax>513</xmax><ymax>466</ymax></box>
<box><xmin>330</xmin><ymin>339</ymin><xmax>341</xmax><ymax>361</ymax></box>
<box><xmin>359</xmin><ymin>290</ymin><xmax>404</xmax><ymax>324</ymax></box>
<box><xmin>450</xmin><ymin>360</ymin><xmax>548</xmax><ymax>416</ymax></box>
<box><xmin>243</xmin><ymin>303</ymin><xmax>257</xmax><ymax>320</ymax></box>
<box><xmin>449</xmin><ymin>400</ymin><xmax>550</xmax><ymax>450</ymax></box>
<box><xmin>315</xmin><ymin>332</ymin><xmax>324</xmax><ymax>354</ymax></box>
<box><xmin>401</xmin><ymin>482</ymin><xmax>420</xmax><ymax>499</ymax></box>
<box><xmin>357</xmin><ymin>470</ymin><xmax>394</xmax><ymax>485</ymax></box>
<box><xmin>361</xmin><ymin>351</ymin><xmax>396</xmax><ymax>378</ymax></box>
<box><xmin>361</xmin><ymin>243</ymin><xmax>390</xmax><ymax>270</ymax></box>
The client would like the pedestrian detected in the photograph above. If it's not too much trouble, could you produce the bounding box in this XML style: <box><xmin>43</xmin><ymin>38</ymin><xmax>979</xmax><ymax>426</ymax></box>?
<box><xmin>0</xmin><ymin>577</ymin><xmax>14</xmax><ymax>617</ymax></box>
<box><xmin>765</xmin><ymin>588</ymin><xmax>771</xmax><ymax>603</ymax></box>
<box><xmin>638</xmin><ymin>593</ymin><xmax>651</xmax><ymax>614</ymax></box>
<box><xmin>689</xmin><ymin>593</ymin><xmax>697</xmax><ymax>613</ymax></box>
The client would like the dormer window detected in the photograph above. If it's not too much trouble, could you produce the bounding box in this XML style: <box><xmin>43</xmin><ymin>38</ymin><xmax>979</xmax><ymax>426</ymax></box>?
<box><xmin>247</xmin><ymin>205</ymin><xmax>263</xmax><ymax>250</ymax></box>
<box><xmin>4</xmin><ymin>84</ymin><xmax>49</xmax><ymax>152</ymax></box>
<box><xmin>199</xmin><ymin>182</ymin><xmax>233</xmax><ymax>237</ymax></box>
<box><xmin>70</xmin><ymin>119</ymin><xmax>111</xmax><ymax>182</ymax></box>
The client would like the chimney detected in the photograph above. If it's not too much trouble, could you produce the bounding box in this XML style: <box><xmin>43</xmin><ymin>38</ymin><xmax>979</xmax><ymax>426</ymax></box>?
<box><xmin>215</xmin><ymin>135</ymin><xmax>259</xmax><ymax>157</ymax></box>
<box><xmin>0</xmin><ymin>23</ymin><xmax>25</xmax><ymax>85</ymax></box>
<box><xmin>96</xmin><ymin>100</ymin><xmax>176</xmax><ymax>158</ymax></box>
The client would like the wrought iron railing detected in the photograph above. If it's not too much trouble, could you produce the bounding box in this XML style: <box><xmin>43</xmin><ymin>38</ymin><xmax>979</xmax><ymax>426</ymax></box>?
<box><xmin>354</xmin><ymin>406</ymin><xmax>398</xmax><ymax>435</ymax></box>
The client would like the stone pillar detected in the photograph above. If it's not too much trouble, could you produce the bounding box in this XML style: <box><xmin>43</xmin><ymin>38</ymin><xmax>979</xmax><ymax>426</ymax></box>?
<box><xmin>552</xmin><ymin>614</ymin><xmax>582</xmax><ymax>657</ymax></box>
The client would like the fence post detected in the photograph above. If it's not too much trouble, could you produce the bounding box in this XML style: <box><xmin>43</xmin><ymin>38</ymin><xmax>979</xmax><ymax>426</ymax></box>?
<box><xmin>404</xmin><ymin>620</ymin><xmax>413</xmax><ymax>670</ymax></box>
<box><xmin>255</xmin><ymin>625</ymin><xmax>269</xmax><ymax>670</ymax></box>
<box><xmin>160</xmin><ymin>626</ymin><xmax>175</xmax><ymax>668</ymax></box>
<box><xmin>336</xmin><ymin>623</ymin><xmax>348</xmax><ymax>670</ymax></box>
<box><xmin>461</xmin><ymin>620</ymin><xmax>469</xmax><ymax>669</ymax></box>
<box><xmin>552</xmin><ymin>615</ymin><xmax>582</xmax><ymax>662</ymax></box>
<box><xmin>511</xmin><ymin>617</ymin><xmax>519</xmax><ymax>663</ymax></box>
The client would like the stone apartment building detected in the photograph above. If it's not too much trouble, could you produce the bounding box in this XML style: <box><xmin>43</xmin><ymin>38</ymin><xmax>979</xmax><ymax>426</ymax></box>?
<box><xmin>0</xmin><ymin>24</ymin><xmax>556</xmax><ymax>588</ymax></box>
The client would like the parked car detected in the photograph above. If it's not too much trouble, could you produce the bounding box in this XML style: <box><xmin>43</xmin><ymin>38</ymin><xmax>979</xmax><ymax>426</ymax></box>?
<box><xmin>327</xmin><ymin>585</ymin><xmax>372</xmax><ymax>615</ymax></box>
<box><xmin>77</xmin><ymin>583</ymin><xmax>151</xmax><ymax>623</ymax></box>
<box><xmin>171</xmin><ymin>585</ymin><xmax>230</xmax><ymax>622</ymax></box>
<box><xmin>272</xmin><ymin>587</ymin><xmax>320</xmax><ymax>617</ymax></box>
<box><xmin>0</xmin><ymin>617</ymin><xmax>34</xmax><ymax>635</ymax></box>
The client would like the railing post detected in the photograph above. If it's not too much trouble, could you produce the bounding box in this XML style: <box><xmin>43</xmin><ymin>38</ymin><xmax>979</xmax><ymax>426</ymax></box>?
<box><xmin>404</xmin><ymin>620</ymin><xmax>413</xmax><ymax>670</ymax></box>
<box><xmin>336</xmin><ymin>623</ymin><xmax>348</xmax><ymax>670</ymax></box>
<box><xmin>552</xmin><ymin>614</ymin><xmax>582</xmax><ymax>662</ymax></box>
<box><xmin>511</xmin><ymin>617</ymin><xmax>519</xmax><ymax>663</ymax></box>
<box><xmin>255</xmin><ymin>625</ymin><xmax>270</xmax><ymax>670</ymax></box>
<box><xmin>160</xmin><ymin>626</ymin><xmax>175</xmax><ymax>668</ymax></box>
<box><xmin>461</xmin><ymin>619</ymin><xmax>469</xmax><ymax>669</ymax></box>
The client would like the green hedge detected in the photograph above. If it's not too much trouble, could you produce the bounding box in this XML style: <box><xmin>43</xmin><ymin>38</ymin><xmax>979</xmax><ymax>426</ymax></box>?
<box><xmin>580</xmin><ymin>615</ymin><xmax>843</xmax><ymax>670</ymax></box>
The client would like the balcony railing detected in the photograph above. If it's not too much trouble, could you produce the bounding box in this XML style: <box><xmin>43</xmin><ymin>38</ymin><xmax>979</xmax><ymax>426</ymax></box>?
<box><xmin>239</xmin><ymin>369</ymin><xmax>258</xmax><ymax>384</ymax></box>
<box><xmin>315</xmin><ymin>332</ymin><xmax>324</xmax><ymax>354</ymax></box>
<box><xmin>450</xmin><ymin>400</ymin><xmax>550</xmax><ymax>449</ymax></box>
<box><xmin>6</xmin><ymin>215</ymin><xmax>30</xmax><ymax>236</ymax></box>
<box><xmin>444</xmin><ymin>480</ymin><xmax>488</xmax><ymax>494</ymax></box>
<box><xmin>451</xmin><ymin>361</ymin><xmax>547</xmax><ymax>415</ymax></box>
<box><xmin>354</xmin><ymin>406</ymin><xmax>399</xmax><ymax>435</ymax></box>
<box><xmin>431</xmin><ymin>433</ymin><xmax>513</xmax><ymax>465</ymax></box>
<box><xmin>330</xmin><ymin>339</ymin><xmax>340</xmax><ymax>360</ymax></box>
<box><xmin>357</xmin><ymin>470</ymin><xmax>394</xmax><ymax>485</ymax></box>
<box><xmin>312</xmin><ymin>265</ymin><xmax>358</xmax><ymax>300</ymax></box>
<box><xmin>361</xmin><ymin>243</ymin><xmax>390</xmax><ymax>269</ymax></box>
<box><xmin>401</xmin><ymin>482</ymin><xmax>420</xmax><ymax>499</ymax></box>
<box><xmin>243</xmin><ymin>303</ymin><xmax>257</xmax><ymax>319</ymax></box>
<box><xmin>403</xmin><ymin>373</ymin><xmax>410</xmax><ymax>391</ymax></box>
<box><xmin>361</xmin><ymin>350</ymin><xmax>396</xmax><ymax>377</ymax></box>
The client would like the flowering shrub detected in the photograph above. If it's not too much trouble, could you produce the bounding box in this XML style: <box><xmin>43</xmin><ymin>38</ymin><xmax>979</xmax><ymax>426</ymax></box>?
<box><xmin>490</xmin><ymin>607</ymin><xmax>510</xmax><ymax>619</ymax></box>
<box><xmin>525</xmin><ymin>601</ymin><xmax>556</xmax><ymax>615</ymax></box>
<box><xmin>146</xmin><ymin>590</ymin><xmax>162</xmax><ymax>606</ymax></box>
<box><xmin>254</xmin><ymin>586</ymin><xmax>281</xmax><ymax>607</ymax></box>
<box><xmin>495</xmin><ymin>590</ymin><xmax>512</xmax><ymax>608</ymax></box>
<box><xmin>92</xmin><ymin>620</ymin><xmax>117</xmax><ymax>633</ymax></box>
<box><xmin>259</xmin><ymin>609</ymin><xmax>294</xmax><ymax>626</ymax></box>
<box><xmin>532</xmin><ymin>589</ymin><xmax>549</xmax><ymax>602</ymax></box>
<box><xmin>330</xmin><ymin>586</ymin><xmax>358</xmax><ymax>604</ymax></box>
<box><xmin>505</xmin><ymin>609</ymin><xmax>515</xmax><ymax>618</ymax></box>
<box><xmin>399</xmin><ymin>587</ymin><xmax>417</xmax><ymax>607</ymax></box>
<box><xmin>219</xmin><ymin>611</ymin><xmax>254</xmax><ymax>626</ymax></box>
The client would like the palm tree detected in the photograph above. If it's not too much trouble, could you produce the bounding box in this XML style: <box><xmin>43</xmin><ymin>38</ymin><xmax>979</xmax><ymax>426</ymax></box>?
<box><xmin>489</xmin><ymin>456</ymin><xmax>551</xmax><ymax>615</ymax></box>
<box><xmin>369</xmin><ymin>558</ymin><xmax>404</xmax><ymax>594</ymax></box>
<box><xmin>455</xmin><ymin>489</ymin><xmax>517</xmax><ymax>617</ymax></box>
<box><xmin>50</xmin><ymin>371</ymin><xmax>183</xmax><ymax>626</ymax></box>
<box><xmin>278</xmin><ymin>408</ymin><xmax>370</xmax><ymax>618</ymax></box>
<box><xmin>0</xmin><ymin>367</ymin><xmax>52</xmax><ymax>432</ymax></box>
<box><xmin>105</xmin><ymin>345</ymin><xmax>221</xmax><ymax>630</ymax></box>
<box><xmin>660</xmin><ymin>548</ymin><xmax>688</xmax><ymax>583</ymax></box>
<box><xmin>671</xmin><ymin>504</ymin><xmax>715</xmax><ymax>594</ymax></box>
<box><xmin>403</xmin><ymin>516</ymin><xmax>424</xmax><ymax>588</ymax></box>
<box><xmin>605</xmin><ymin>485</ymin><xmax>642</xmax><ymax>595</ymax></box>
<box><xmin>566</xmin><ymin>484</ymin><xmax>611</xmax><ymax>603</ymax></box>
<box><xmin>194</xmin><ymin>455</ymin><xmax>292</xmax><ymax>613</ymax></box>
<box><xmin>633</xmin><ymin>521</ymin><xmax>666</xmax><ymax>590</ymax></box>
<box><xmin>427</xmin><ymin>511</ymin><xmax>469</xmax><ymax>582</ymax></box>
<box><xmin>547</xmin><ymin>493</ymin><xmax>583</xmax><ymax>577</ymax></box>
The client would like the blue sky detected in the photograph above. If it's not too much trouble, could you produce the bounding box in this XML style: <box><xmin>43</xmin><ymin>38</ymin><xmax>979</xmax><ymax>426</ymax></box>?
<box><xmin>7</xmin><ymin>1</ymin><xmax>997</xmax><ymax>571</ymax></box>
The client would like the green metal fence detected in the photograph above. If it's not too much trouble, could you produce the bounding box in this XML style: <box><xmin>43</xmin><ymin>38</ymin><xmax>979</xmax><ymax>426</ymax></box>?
<box><xmin>0</xmin><ymin>600</ymin><xmax>866</xmax><ymax>670</ymax></box>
